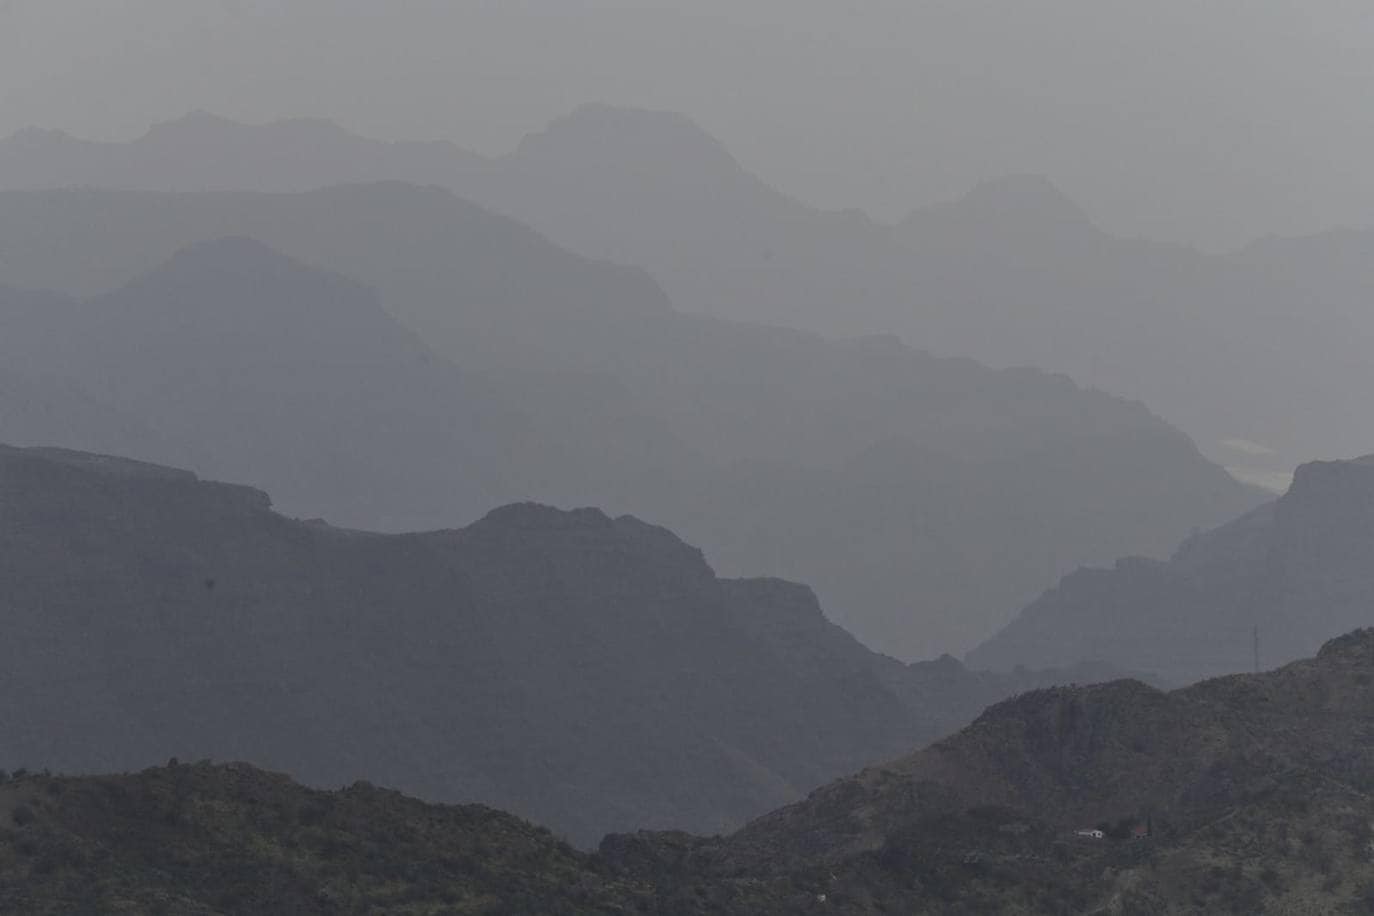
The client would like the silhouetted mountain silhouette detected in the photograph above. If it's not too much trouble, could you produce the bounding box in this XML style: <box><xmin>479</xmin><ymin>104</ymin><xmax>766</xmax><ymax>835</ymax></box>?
<box><xmin>0</xmin><ymin>443</ymin><xmax>1131</xmax><ymax>845</ymax></box>
<box><xmin>7</xmin><ymin>108</ymin><xmax>1365</xmax><ymax>475</ymax></box>
<box><xmin>0</xmin><ymin>191</ymin><xmax>1256</xmax><ymax>655</ymax></box>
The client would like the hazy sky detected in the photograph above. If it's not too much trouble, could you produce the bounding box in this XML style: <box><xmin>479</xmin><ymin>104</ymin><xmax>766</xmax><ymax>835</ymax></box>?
<box><xmin>3</xmin><ymin>0</ymin><xmax>1373</xmax><ymax>249</ymax></box>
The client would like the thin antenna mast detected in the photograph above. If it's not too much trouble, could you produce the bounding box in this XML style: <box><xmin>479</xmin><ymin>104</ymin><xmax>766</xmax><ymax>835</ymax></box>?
<box><xmin>1253</xmin><ymin>625</ymin><xmax>1260</xmax><ymax>674</ymax></box>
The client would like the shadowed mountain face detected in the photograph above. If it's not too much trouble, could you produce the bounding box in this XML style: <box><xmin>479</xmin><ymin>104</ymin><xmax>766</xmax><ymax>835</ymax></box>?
<box><xmin>968</xmin><ymin>455</ymin><xmax>1374</xmax><ymax>684</ymax></box>
<box><xmin>4</xmin><ymin>106</ymin><xmax>1367</xmax><ymax>477</ymax></box>
<box><xmin>10</xmin><ymin>632</ymin><xmax>1374</xmax><ymax>913</ymax></box>
<box><xmin>0</xmin><ymin>186</ymin><xmax>1257</xmax><ymax>656</ymax></box>
<box><xmin>0</xmin><ymin>443</ymin><xmax>1125</xmax><ymax>846</ymax></box>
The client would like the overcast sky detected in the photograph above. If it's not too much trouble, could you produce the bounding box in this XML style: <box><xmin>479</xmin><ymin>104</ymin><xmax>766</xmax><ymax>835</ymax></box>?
<box><xmin>2</xmin><ymin>0</ymin><xmax>1372</xmax><ymax>249</ymax></box>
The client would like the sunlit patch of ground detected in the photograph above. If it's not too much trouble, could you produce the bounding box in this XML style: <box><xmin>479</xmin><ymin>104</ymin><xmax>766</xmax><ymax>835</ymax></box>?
<box><xmin>1225</xmin><ymin>465</ymin><xmax>1292</xmax><ymax>493</ymax></box>
<box><xmin>1219</xmin><ymin>438</ymin><xmax>1277</xmax><ymax>457</ymax></box>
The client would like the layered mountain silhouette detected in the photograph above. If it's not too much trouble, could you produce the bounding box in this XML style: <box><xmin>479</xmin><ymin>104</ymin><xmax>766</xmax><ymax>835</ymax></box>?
<box><xmin>6</xmin><ymin>107</ymin><xmax>1369</xmax><ymax>479</ymax></box>
<box><xmin>969</xmin><ymin>454</ymin><xmax>1374</xmax><ymax>683</ymax></box>
<box><xmin>0</xmin><ymin>443</ymin><xmax>1131</xmax><ymax>846</ymax></box>
<box><xmin>0</xmin><ymin>236</ymin><xmax>696</xmax><ymax>532</ymax></box>
<box><xmin>0</xmin><ymin>186</ymin><xmax>1257</xmax><ymax>655</ymax></box>
<box><xmin>9</xmin><ymin>630</ymin><xmax>1374</xmax><ymax>912</ymax></box>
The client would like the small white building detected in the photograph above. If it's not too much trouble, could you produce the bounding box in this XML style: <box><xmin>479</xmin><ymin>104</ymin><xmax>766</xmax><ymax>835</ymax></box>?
<box><xmin>1075</xmin><ymin>828</ymin><xmax>1105</xmax><ymax>840</ymax></box>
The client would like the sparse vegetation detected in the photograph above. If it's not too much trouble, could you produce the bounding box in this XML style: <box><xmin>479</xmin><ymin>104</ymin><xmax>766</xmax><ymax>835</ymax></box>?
<box><xmin>7</xmin><ymin>632</ymin><xmax>1374</xmax><ymax>912</ymax></box>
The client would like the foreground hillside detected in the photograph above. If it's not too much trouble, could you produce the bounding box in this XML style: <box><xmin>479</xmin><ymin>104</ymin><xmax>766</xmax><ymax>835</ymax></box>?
<box><xmin>0</xmin><ymin>764</ymin><xmax>611</xmax><ymax>915</ymax></box>
<box><xmin>8</xmin><ymin>632</ymin><xmax>1374</xmax><ymax>914</ymax></box>
<box><xmin>0</xmin><ymin>443</ymin><xmax>1102</xmax><ymax>846</ymax></box>
<box><xmin>970</xmin><ymin>454</ymin><xmax>1374</xmax><ymax>683</ymax></box>
<box><xmin>654</xmin><ymin>628</ymin><xmax>1374</xmax><ymax>913</ymax></box>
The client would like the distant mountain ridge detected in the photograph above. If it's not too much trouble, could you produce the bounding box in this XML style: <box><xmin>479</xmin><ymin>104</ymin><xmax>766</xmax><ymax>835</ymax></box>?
<box><xmin>967</xmin><ymin>453</ymin><xmax>1374</xmax><ymax>683</ymax></box>
<box><xmin>6</xmin><ymin>106</ymin><xmax>1368</xmax><ymax>478</ymax></box>
<box><xmin>0</xmin><ymin>186</ymin><xmax>1258</xmax><ymax>656</ymax></box>
<box><xmin>0</xmin><ymin>235</ymin><xmax>579</xmax><ymax>530</ymax></box>
<box><xmin>0</xmin><ymin>442</ymin><xmax>1133</xmax><ymax>846</ymax></box>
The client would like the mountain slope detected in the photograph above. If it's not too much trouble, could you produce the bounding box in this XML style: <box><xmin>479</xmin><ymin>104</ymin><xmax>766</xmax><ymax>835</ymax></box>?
<box><xmin>0</xmin><ymin>187</ymin><xmax>1258</xmax><ymax>655</ymax></box>
<box><xmin>0</xmin><ymin>763</ymin><xmax>608</xmax><ymax>915</ymax></box>
<box><xmin>968</xmin><ymin>454</ymin><xmax>1374</xmax><ymax>683</ymax></box>
<box><xmin>9</xmin><ymin>632</ymin><xmax>1374</xmax><ymax>913</ymax></box>
<box><xmin>0</xmin><ymin>443</ymin><xmax>1113</xmax><ymax>845</ymax></box>
<box><xmin>601</xmin><ymin>629</ymin><xmax>1374</xmax><ymax>913</ymax></box>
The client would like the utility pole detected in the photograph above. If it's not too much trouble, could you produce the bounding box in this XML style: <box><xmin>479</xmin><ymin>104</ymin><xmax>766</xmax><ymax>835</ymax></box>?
<box><xmin>1253</xmin><ymin>625</ymin><xmax>1260</xmax><ymax>674</ymax></box>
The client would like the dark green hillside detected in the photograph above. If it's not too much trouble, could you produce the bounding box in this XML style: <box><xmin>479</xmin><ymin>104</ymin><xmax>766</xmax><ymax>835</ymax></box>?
<box><xmin>618</xmin><ymin>628</ymin><xmax>1374</xmax><ymax>913</ymax></box>
<box><xmin>10</xmin><ymin>631</ymin><xmax>1374</xmax><ymax>913</ymax></box>
<box><xmin>0</xmin><ymin>763</ymin><xmax>624</xmax><ymax>915</ymax></box>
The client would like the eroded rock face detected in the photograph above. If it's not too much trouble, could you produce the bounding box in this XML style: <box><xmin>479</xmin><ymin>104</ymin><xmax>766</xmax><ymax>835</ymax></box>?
<box><xmin>970</xmin><ymin>454</ymin><xmax>1374</xmax><ymax>683</ymax></box>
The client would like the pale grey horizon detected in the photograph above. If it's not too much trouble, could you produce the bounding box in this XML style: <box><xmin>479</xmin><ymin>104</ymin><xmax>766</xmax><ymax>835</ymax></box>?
<box><xmin>2</xmin><ymin>0</ymin><xmax>1372</xmax><ymax>250</ymax></box>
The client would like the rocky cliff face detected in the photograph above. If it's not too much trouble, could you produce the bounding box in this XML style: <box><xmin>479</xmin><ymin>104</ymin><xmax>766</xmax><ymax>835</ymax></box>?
<box><xmin>968</xmin><ymin>455</ymin><xmax>1374</xmax><ymax>683</ymax></box>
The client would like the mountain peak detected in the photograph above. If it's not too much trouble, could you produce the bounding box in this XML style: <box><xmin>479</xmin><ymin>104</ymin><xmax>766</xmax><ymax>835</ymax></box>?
<box><xmin>902</xmin><ymin>173</ymin><xmax>1098</xmax><ymax>240</ymax></box>
<box><xmin>514</xmin><ymin>103</ymin><xmax>739</xmax><ymax>174</ymax></box>
<box><xmin>142</xmin><ymin>109</ymin><xmax>240</xmax><ymax>138</ymax></box>
<box><xmin>149</xmin><ymin>236</ymin><xmax>341</xmax><ymax>290</ymax></box>
<box><xmin>100</xmin><ymin>236</ymin><xmax>392</xmax><ymax>346</ymax></box>
<box><xmin>963</xmin><ymin>173</ymin><xmax>1083</xmax><ymax>210</ymax></box>
<box><xmin>472</xmin><ymin>502</ymin><xmax>616</xmax><ymax>532</ymax></box>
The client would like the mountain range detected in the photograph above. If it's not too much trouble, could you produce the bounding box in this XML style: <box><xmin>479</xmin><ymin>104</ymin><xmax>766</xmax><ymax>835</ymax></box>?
<box><xmin>4</xmin><ymin>106</ymin><xmax>1373</xmax><ymax>482</ymax></box>
<box><xmin>0</xmin><ymin>184</ymin><xmax>1257</xmax><ymax>656</ymax></box>
<box><xmin>9</xmin><ymin>628</ymin><xmax>1374</xmax><ymax>913</ymax></box>
<box><xmin>969</xmin><ymin>453</ymin><xmax>1374</xmax><ymax>684</ymax></box>
<box><xmin>0</xmin><ymin>442</ymin><xmax>1129</xmax><ymax>846</ymax></box>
